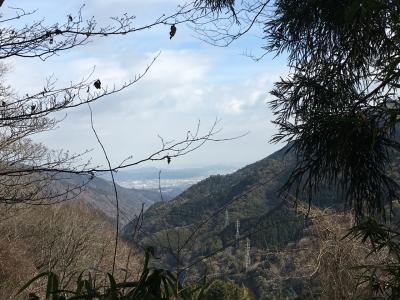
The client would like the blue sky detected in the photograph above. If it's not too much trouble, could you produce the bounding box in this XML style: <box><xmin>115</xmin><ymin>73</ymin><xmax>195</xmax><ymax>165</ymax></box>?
<box><xmin>4</xmin><ymin>0</ymin><xmax>287</xmax><ymax>169</ymax></box>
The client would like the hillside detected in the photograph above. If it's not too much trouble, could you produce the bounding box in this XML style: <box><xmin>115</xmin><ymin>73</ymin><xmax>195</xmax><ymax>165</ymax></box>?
<box><xmin>119</xmin><ymin>145</ymin><xmax>378</xmax><ymax>298</ymax></box>
<box><xmin>118</xmin><ymin>145</ymin><xmax>308</xmax><ymax>298</ymax></box>
<box><xmin>123</xmin><ymin>143</ymin><xmax>338</xmax><ymax>241</ymax></box>
<box><xmin>126</xmin><ymin>146</ymin><xmax>289</xmax><ymax>229</ymax></box>
<box><xmin>0</xmin><ymin>201</ymin><xmax>142</xmax><ymax>299</ymax></box>
<box><xmin>120</xmin><ymin>141</ymin><xmax>400</xmax><ymax>298</ymax></box>
<box><xmin>63</xmin><ymin>175</ymin><xmax>168</xmax><ymax>226</ymax></box>
<box><xmin>122</xmin><ymin>145</ymin><xmax>315</xmax><ymax>254</ymax></box>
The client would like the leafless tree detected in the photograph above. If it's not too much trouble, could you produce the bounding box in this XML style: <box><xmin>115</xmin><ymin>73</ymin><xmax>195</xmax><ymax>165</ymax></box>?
<box><xmin>0</xmin><ymin>201</ymin><xmax>144</xmax><ymax>299</ymax></box>
<box><xmin>0</xmin><ymin>2</ymin><xmax>236</xmax><ymax>206</ymax></box>
<box><xmin>188</xmin><ymin>0</ymin><xmax>271</xmax><ymax>60</ymax></box>
<box><xmin>0</xmin><ymin>1</ymin><xmax>245</xmax><ymax>284</ymax></box>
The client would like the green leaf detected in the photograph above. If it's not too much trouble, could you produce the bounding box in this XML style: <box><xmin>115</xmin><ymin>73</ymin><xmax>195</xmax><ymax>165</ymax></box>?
<box><xmin>27</xmin><ymin>293</ymin><xmax>40</xmax><ymax>300</ymax></box>
<box><xmin>75</xmin><ymin>272</ymin><xmax>85</xmax><ymax>295</ymax></box>
<box><xmin>17</xmin><ymin>271</ymin><xmax>53</xmax><ymax>296</ymax></box>
<box><xmin>107</xmin><ymin>273</ymin><xmax>118</xmax><ymax>300</ymax></box>
<box><xmin>46</xmin><ymin>272</ymin><xmax>59</xmax><ymax>300</ymax></box>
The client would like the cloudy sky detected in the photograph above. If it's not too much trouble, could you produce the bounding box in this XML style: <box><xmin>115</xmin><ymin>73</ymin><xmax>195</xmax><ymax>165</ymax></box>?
<box><xmin>4</xmin><ymin>0</ymin><xmax>287</xmax><ymax>170</ymax></box>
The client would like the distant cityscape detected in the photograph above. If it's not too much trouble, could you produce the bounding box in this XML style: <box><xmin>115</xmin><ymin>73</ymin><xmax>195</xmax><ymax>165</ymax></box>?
<box><xmin>118</xmin><ymin>176</ymin><xmax>206</xmax><ymax>190</ymax></box>
<box><xmin>114</xmin><ymin>165</ymin><xmax>239</xmax><ymax>196</ymax></box>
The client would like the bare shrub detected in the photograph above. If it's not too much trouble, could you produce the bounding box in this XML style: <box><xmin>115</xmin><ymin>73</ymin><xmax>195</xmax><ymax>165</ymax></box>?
<box><xmin>0</xmin><ymin>202</ymin><xmax>142</xmax><ymax>299</ymax></box>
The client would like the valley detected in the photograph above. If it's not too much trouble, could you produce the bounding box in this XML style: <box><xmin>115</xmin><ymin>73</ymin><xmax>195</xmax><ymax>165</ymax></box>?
<box><xmin>120</xmin><ymin>146</ymin><xmax>330</xmax><ymax>298</ymax></box>
<box><xmin>2</xmin><ymin>1</ymin><xmax>399</xmax><ymax>298</ymax></box>
<box><xmin>2</xmin><ymin>144</ymin><xmax>398</xmax><ymax>299</ymax></box>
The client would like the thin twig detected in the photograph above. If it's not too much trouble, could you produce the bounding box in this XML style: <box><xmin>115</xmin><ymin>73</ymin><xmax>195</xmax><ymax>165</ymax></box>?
<box><xmin>88</xmin><ymin>103</ymin><xmax>119</xmax><ymax>276</ymax></box>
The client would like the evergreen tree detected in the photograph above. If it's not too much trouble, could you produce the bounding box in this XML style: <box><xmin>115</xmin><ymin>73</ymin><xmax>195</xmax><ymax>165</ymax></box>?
<box><xmin>198</xmin><ymin>0</ymin><xmax>400</xmax><ymax>220</ymax></box>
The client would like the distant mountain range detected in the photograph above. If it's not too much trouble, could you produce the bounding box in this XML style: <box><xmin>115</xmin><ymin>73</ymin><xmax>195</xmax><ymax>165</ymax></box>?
<box><xmin>112</xmin><ymin>165</ymin><xmax>238</xmax><ymax>181</ymax></box>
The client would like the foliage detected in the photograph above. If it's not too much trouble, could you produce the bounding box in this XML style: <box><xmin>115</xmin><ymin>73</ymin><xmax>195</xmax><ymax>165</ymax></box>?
<box><xmin>346</xmin><ymin>219</ymin><xmax>400</xmax><ymax>298</ymax></box>
<box><xmin>195</xmin><ymin>0</ymin><xmax>235</xmax><ymax>12</ymax></box>
<box><xmin>241</xmin><ymin>206</ymin><xmax>395</xmax><ymax>299</ymax></box>
<box><xmin>266</xmin><ymin>2</ymin><xmax>400</xmax><ymax>293</ymax></box>
<box><xmin>18</xmin><ymin>248</ymin><xmax>182</xmax><ymax>300</ymax></box>
<box><xmin>17</xmin><ymin>247</ymin><xmax>255</xmax><ymax>300</ymax></box>
<box><xmin>192</xmin><ymin>0</ymin><xmax>400</xmax><ymax>219</ymax></box>
<box><xmin>200</xmin><ymin>280</ymin><xmax>254</xmax><ymax>300</ymax></box>
<box><xmin>267</xmin><ymin>0</ymin><xmax>400</xmax><ymax>220</ymax></box>
<box><xmin>7</xmin><ymin>0</ymin><xmax>400</xmax><ymax>298</ymax></box>
<box><xmin>186</xmin><ymin>0</ymin><xmax>400</xmax><ymax>296</ymax></box>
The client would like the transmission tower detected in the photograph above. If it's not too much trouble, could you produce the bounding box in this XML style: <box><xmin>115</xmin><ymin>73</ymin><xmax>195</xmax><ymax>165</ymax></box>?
<box><xmin>235</xmin><ymin>219</ymin><xmax>240</xmax><ymax>241</ymax></box>
<box><xmin>224</xmin><ymin>209</ymin><xmax>229</xmax><ymax>228</ymax></box>
<box><xmin>245</xmin><ymin>237</ymin><xmax>251</xmax><ymax>270</ymax></box>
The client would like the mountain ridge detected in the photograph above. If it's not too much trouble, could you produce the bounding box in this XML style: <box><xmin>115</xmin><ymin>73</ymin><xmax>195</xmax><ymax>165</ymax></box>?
<box><xmin>122</xmin><ymin>144</ymin><xmax>301</xmax><ymax>247</ymax></box>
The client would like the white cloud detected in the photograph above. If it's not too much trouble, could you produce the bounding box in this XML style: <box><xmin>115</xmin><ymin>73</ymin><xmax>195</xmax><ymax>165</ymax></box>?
<box><xmin>7</xmin><ymin>47</ymin><xmax>283</xmax><ymax>167</ymax></box>
<box><xmin>4</xmin><ymin>1</ymin><xmax>287</xmax><ymax>168</ymax></box>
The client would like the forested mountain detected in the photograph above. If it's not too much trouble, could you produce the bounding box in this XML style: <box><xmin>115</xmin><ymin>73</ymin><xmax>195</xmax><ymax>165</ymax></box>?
<box><xmin>121</xmin><ymin>144</ymin><xmax>400</xmax><ymax>298</ymax></box>
<box><xmin>118</xmin><ymin>145</ymin><xmax>319</xmax><ymax>298</ymax></box>
<box><xmin>122</xmin><ymin>144</ymin><xmax>339</xmax><ymax>247</ymax></box>
<box><xmin>124</xmin><ymin>145</ymin><xmax>291</xmax><ymax>233</ymax></box>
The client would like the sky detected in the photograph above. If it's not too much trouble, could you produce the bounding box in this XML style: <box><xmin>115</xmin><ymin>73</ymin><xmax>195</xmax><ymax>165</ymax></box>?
<box><xmin>4</xmin><ymin>0</ymin><xmax>287</xmax><ymax>170</ymax></box>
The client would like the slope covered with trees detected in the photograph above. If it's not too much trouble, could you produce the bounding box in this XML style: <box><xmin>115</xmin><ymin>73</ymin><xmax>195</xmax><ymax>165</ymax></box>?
<box><xmin>122</xmin><ymin>140</ymin><xmax>400</xmax><ymax>298</ymax></box>
<box><xmin>122</xmin><ymin>146</ymin><xmax>308</xmax><ymax>279</ymax></box>
<box><xmin>63</xmin><ymin>175</ymin><xmax>167</xmax><ymax>226</ymax></box>
<box><xmin>0</xmin><ymin>201</ymin><xmax>142</xmax><ymax>299</ymax></box>
<box><xmin>123</xmin><ymin>145</ymin><xmax>341</xmax><ymax>249</ymax></box>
